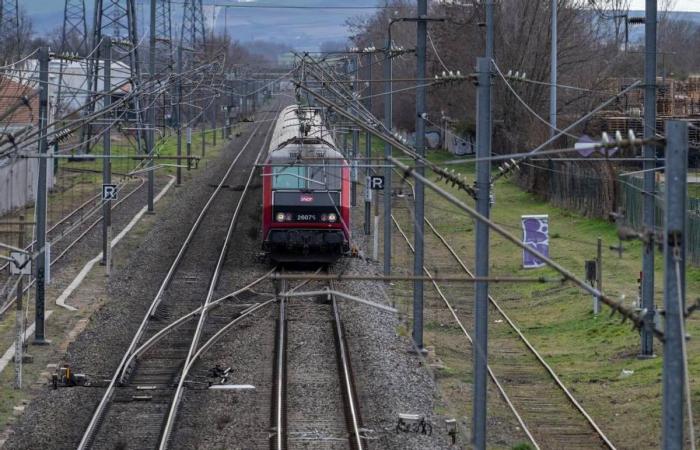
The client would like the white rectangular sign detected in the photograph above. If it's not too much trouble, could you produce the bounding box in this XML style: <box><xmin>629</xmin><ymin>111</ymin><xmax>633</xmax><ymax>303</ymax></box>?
<box><xmin>9</xmin><ymin>252</ymin><xmax>31</xmax><ymax>275</ymax></box>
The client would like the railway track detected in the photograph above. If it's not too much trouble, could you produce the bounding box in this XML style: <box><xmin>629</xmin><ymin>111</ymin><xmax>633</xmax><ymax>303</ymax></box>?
<box><xmin>273</xmin><ymin>269</ymin><xmax>364</xmax><ymax>450</ymax></box>
<box><xmin>391</xmin><ymin>173</ymin><xmax>615</xmax><ymax>449</ymax></box>
<box><xmin>77</xmin><ymin>104</ymin><xmax>280</xmax><ymax>450</ymax></box>
<box><xmin>0</xmin><ymin>176</ymin><xmax>146</xmax><ymax>316</ymax></box>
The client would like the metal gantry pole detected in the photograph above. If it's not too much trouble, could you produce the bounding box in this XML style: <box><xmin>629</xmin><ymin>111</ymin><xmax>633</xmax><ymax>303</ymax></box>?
<box><xmin>102</xmin><ymin>37</ymin><xmax>112</xmax><ymax>267</ymax></box>
<box><xmin>14</xmin><ymin>216</ymin><xmax>25</xmax><ymax>389</ymax></box>
<box><xmin>33</xmin><ymin>46</ymin><xmax>50</xmax><ymax>345</ymax></box>
<box><xmin>383</xmin><ymin>38</ymin><xmax>393</xmax><ymax>276</ymax></box>
<box><xmin>662</xmin><ymin>120</ymin><xmax>688</xmax><ymax>449</ymax></box>
<box><xmin>640</xmin><ymin>0</ymin><xmax>657</xmax><ymax>358</ymax></box>
<box><xmin>473</xmin><ymin>57</ymin><xmax>492</xmax><ymax>450</ymax></box>
<box><xmin>176</xmin><ymin>45</ymin><xmax>183</xmax><ymax>186</ymax></box>
<box><xmin>351</xmin><ymin>56</ymin><xmax>359</xmax><ymax>207</ymax></box>
<box><xmin>550</xmin><ymin>0</ymin><xmax>557</xmax><ymax>140</ymax></box>
<box><xmin>412</xmin><ymin>0</ymin><xmax>427</xmax><ymax>351</ymax></box>
<box><xmin>364</xmin><ymin>52</ymin><xmax>372</xmax><ymax>236</ymax></box>
<box><xmin>473</xmin><ymin>1</ymin><xmax>494</xmax><ymax>446</ymax></box>
<box><xmin>147</xmin><ymin>0</ymin><xmax>156</xmax><ymax>213</ymax></box>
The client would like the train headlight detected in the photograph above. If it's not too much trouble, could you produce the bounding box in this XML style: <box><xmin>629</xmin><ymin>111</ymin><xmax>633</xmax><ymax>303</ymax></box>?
<box><xmin>327</xmin><ymin>213</ymin><xmax>338</xmax><ymax>223</ymax></box>
<box><xmin>320</xmin><ymin>214</ymin><xmax>328</xmax><ymax>222</ymax></box>
<box><xmin>275</xmin><ymin>212</ymin><xmax>286</xmax><ymax>222</ymax></box>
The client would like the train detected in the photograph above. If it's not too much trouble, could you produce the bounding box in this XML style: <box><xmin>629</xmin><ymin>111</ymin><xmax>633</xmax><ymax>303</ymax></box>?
<box><xmin>261</xmin><ymin>104</ymin><xmax>351</xmax><ymax>262</ymax></box>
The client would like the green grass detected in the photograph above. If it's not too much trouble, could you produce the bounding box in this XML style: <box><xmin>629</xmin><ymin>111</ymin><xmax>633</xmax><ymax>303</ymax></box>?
<box><xmin>64</xmin><ymin>127</ymin><xmax>221</xmax><ymax>177</ymax></box>
<box><xmin>381</xmin><ymin>145</ymin><xmax>700</xmax><ymax>448</ymax></box>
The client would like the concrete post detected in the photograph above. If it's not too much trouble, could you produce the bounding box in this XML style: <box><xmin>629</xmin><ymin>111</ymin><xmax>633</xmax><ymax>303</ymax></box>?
<box><xmin>364</xmin><ymin>52</ymin><xmax>372</xmax><ymax>236</ymax></box>
<box><xmin>412</xmin><ymin>0</ymin><xmax>427</xmax><ymax>351</ymax></box>
<box><xmin>473</xmin><ymin>56</ymin><xmax>492</xmax><ymax>450</ymax></box>
<box><xmin>147</xmin><ymin>0</ymin><xmax>156</xmax><ymax>213</ymax></box>
<box><xmin>662</xmin><ymin>120</ymin><xmax>688</xmax><ymax>449</ymax></box>
<box><xmin>176</xmin><ymin>45</ymin><xmax>182</xmax><ymax>186</ymax></box>
<box><xmin>640</xmin><ymin>0</ymin><xmax>657</xmax><ymax>358</ymax></box>
<box><xmin>33</xmin><ymin>46</ymin><xmax>50</xmax><ymax>345</ymax></box>
<box><xmin>102</xmin><ymin>37</ymin><xmax>112</xmax><ymax>266</ymax></box>
<box><xmin>383</xmin><ymin>37</ymin><xmax>393</xmax><ymax>276</ymax></box>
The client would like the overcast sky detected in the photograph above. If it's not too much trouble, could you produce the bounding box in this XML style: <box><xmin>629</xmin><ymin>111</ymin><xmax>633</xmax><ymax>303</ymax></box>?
<box><xmin>631</xmin><ymin>0</ymin><xmax>700</xmax><ymax>10</ymax></box>
<box><xmin>20</xmin><ymin>0</ymin><xmax>700</xmax><ymax>50</ymax></box>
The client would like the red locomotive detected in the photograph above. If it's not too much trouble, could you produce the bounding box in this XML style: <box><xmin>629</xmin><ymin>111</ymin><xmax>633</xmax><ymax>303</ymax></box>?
<box><xmin>261</xmin><ymin>105</ymin><xmax>351</xmax><ymax>261</ymax></box>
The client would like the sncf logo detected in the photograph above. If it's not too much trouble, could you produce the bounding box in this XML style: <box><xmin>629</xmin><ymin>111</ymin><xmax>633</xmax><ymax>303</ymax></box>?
<box><xmin>300</xmin><ymin>194</ymin><xmax>314</xmax><ymax>203</ymax></box>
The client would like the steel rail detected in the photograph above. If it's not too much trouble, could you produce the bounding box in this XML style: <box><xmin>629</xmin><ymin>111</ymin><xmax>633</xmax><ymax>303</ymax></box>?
<box><xmin>396</xmin><ymin>170</ymin><xmax>616</xmax><ymax>449</ymax></box>
<box><xmin>182</xmin><ymin>300</ymin><xmax>276</xmax><ymax>372</ymax></box>
<box><xmin>0</xmin><ymin>178</ymin><xmax>146</xmax><ymax>317</ymax></box>
<box><xmin>0</xmin><ymin>179</ymin><xmax>137</xmax><ymax>273</ymax></box>
<box><xmin>274</xmin><ymin>276</ymin><xmax>288</xmax><ymax>450</ymax></box>
<box><xmin>77</xmin><ymin>109</ymin><xmax>273</xmax><ymax>450</ymax></box>
<box><xmin>272</xmin><ymin>268</ymin><xmax>320</xmax><ymax>450</ymax></box>
<box><xmin>158</xmin><ymin>105</ymin><xmax>279</xmax><ymax>450</ymax></box>
<box><xmin>328</xmin><ymin>279</ymin><xmax>364</xmax><ymax>450</ymax></box>
<box><xmin>390</xmin><ymin>156</ymin><xmax>654</xmax><ymax>337</ymax></box>
<box><xmin>423</xmin><ymin>215</ymin><xmax>616</xmax><ymax>449</ymax></box>
<box><xmin>391</xmin><ymin>216</ymin><xmax>539</xmax><ymax>449</ymax></box>
<box><xmin>119</xmin><ymin>269</ymin><xmax>276</xmax><ymax>383</ymax></box>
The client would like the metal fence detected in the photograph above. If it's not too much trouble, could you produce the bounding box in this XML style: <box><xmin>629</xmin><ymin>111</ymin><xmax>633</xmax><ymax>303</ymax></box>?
<box><xmin>517</xmin><ymin>161</ymin><xmax>700</xmax><ymax>267</ymax></box>
<box><xmin>617</xmin><ymin>175</ymin><xmax>700</xmax><ymax>267</ymax></box>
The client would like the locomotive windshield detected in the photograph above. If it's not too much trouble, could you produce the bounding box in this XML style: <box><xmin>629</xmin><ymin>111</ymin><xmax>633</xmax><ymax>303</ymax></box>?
<box><xmin>272</xmin><ymin>163</ymin><xmax>342</xmax><ymax>191</ymax></box>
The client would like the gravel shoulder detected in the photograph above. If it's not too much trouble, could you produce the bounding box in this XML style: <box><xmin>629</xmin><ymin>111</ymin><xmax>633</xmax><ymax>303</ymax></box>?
<box><xmin>1</xmin><ymin>119</ymin><xmax>266</xmax><ymax>450</ymax></box>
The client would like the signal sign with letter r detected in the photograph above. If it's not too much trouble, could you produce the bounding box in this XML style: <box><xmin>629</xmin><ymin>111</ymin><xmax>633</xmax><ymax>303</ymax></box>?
<box><xmin>102</xmin><ymin>184</ymin><xmax>118</xmax><ymax>201</ymax></box>
<box><xmin>369</xmin><ymin>176</ymin><xmax>385</xmax><ymax>190</ymax></box>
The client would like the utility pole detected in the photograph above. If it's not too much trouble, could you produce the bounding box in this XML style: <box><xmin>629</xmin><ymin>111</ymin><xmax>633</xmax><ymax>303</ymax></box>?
<box><xmin>473</xmin><ymin>1</ymin><xmax>494</xmax><ymax>448</ymax></box>
<box><xmin>412</xmin><ymin>0</ymin><xmax>427</xmax><ymax>352</ymax></box>
<box><xmin>242</xmin><ymin>80</ymin><xmax>248</xmax><ymax>117</ymax></box>
<box><xmin>148</xmin><ymin>0</ymin><xmax>156</xmax><ymax>213</ymax></box>
<box><xmin>186</xmin><ymin>126</ymin><xmax>192</xmax><ymax>171</ymax></box>
<box><xmin>201</xmin><ymin>125</ymin><xmax>206</xmax><ymax>157</ymax></box>
<box><xmin>86</xmin><ymin>0</ymin><xmax>144</xmax><ymax>156</ymax></box>
<box><xmin>14</xmin><ymin>216</ymin><xmax>25</xmax><ymax>389</ymax></box>
<box><xmin>550</xmin><ymin>0</ymin><xmax>557</xmax><ymax>140</ymax></box>
<box><xmin>640</xmin><ymin>0</ymin><xmax>657</xmax><ymax>358</ymax></box>
<box><xmin>57</xmin><ymin>0</ymin><xmax>88</xmax><ymax>119</ymax></box>
<box><xmin>212</xmin><ymin>102</ymin><xmax>217</xmax><ymax>147</ymax></box>
<box><xmin>0</xmin><ymin>0</ymin><xmax>20</xmax><ymax>61</ymax></box>
<box><xmin>364</xmin><ymin>51</ymin><xmax>372</xmax><ymax>236</ymax></box>
<box><xmin>662</xmin><ymin>120</ymin><xmax>687</xmax><ymax>449</ymax></box>
<box><xmin>595</xmin><ymin>237</ymin><xmax>602</xmax><ymax>315</ymax></box>
<box><xmin>102</xmin><ymin>37</ymin><xmax>112</xmax><ymax>268</ymax></box>
<box><xmin>473</xmin><ymin>57</ymin><xmax>492</xmax><ymax>450</ymax></box>
<box><xmin>383</xmin><ymin>36</ymin><xmax>393</xmax><ymax>276</ymax></box>
<box><xmin>33</xmin><ymin>47</ymin><xmax>50</xmax><ymax>345</ymax></box>
<box><xmin>176</xmin><ymin>45</ymin><xmax>183</xmax><ymax>186</ymax></box>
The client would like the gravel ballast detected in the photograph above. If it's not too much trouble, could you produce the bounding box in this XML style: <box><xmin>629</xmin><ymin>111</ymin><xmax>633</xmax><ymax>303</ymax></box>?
<box><xmin>2</xmin><ymin>116</ymin><xmax>272</xmax><ymax>450</ymax></box>
<box><xmin>5</xmin><ymin>103</ymin><xmax>454</xmax><ymax>449</ymax></box>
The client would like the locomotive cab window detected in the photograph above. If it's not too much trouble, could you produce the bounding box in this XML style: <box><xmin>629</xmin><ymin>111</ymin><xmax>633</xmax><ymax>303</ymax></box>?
<box><xmin>272</xmin><ymin>163</ymin><xmax>342</xmax><ymax>191</ymax></box>
<box><xmin>272</xmin><ymin>166</ymin><xmax>305</xmax><ymax>189</ymax></box>
<box><xmin>309</xmin><ymin>162</ymin><xmax>341</xmax><ymax>191</ymax></box>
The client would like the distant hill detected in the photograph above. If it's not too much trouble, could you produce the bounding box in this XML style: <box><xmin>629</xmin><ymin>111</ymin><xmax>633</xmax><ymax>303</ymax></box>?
<box><xmin>25</xmin><ymin>0</ymin><xmax>382</xmax><ymax>52</ymax></box>
<box><xmin>626</xmin><ymin>10</ymin><xmax>700</xmax><ymax>42</ymax></box>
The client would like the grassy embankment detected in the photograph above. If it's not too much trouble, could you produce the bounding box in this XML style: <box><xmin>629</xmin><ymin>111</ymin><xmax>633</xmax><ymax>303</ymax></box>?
<box><xmin>359</xmin><ymin>133</ymin><xmax>700</xmax><ymax>448</ymax></box>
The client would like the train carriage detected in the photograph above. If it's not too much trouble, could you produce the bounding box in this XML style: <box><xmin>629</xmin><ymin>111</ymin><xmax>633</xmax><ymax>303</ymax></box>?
<box><xmin>261</xmin><ymin>105</ymin><xmax>351</xmax><ymax>262</ymax></box>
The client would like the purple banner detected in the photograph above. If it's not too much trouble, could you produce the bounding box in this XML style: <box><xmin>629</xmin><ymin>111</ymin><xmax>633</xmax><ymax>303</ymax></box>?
<box><xmin>522</xmin><ymin>215</ymin><xmax>549</xmax><ymax>268</ymax></box>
